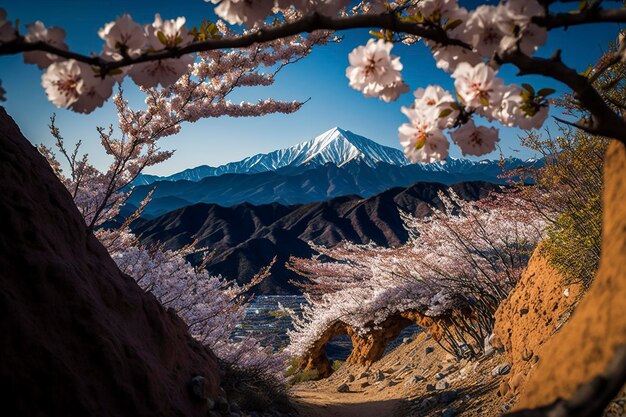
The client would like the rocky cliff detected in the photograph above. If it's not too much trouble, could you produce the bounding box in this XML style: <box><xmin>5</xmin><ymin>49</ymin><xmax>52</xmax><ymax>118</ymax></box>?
<box><xmin>0</xmin><ymin>108</ymin><xmax>221</xmax><ymax>417</ymax></box>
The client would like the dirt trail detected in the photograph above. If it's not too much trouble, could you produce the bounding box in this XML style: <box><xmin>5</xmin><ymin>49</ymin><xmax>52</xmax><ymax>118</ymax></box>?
<box><xmin>293</xmin><ymin>389</ymin><xmax>405</xmax><ymax>417</ymax></box>
<box><xmin>290</xmin><ymin>333</ymin><xmax>509</xmax><ymax>417</ymax></box>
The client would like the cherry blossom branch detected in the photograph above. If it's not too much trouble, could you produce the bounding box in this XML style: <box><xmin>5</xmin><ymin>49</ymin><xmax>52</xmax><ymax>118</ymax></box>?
<box><xmin>499</xmin><ymin>48</ymin><xmax>626</xmax><ymax>142</ymax></box>
<box><xmin>0</xmin><ymin>12</ymin><xmax>468</xmax><ymax>74</ymax></box>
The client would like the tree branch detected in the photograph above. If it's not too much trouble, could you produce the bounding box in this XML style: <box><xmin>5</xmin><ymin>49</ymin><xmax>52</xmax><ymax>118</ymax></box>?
<box><xmin>535</xmin><ymin>7</ymin><xmax>626</xmax><ymax>29</ymax></box>
<box><xmin>0</xmin><ymin>12</ymin><xmax>467</xmax><ymax>74</ymax></box>
<box><xmin>499</xmin><ymin>48</ymin><xmax>626</xmax><ymax>143</ymax></box>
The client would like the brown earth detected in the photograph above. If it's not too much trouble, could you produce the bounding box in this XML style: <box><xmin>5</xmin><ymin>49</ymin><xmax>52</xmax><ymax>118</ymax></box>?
<box><xmin>292</xmin><ymin>332</ymin><xmax>511</xmax><ymax>417</ymax></box>
<box><xmin>514</xmin><ymin>139</ymin><xmax>626</xmax><ymax>408</ymax></box>
<box><xmin>0</xmin><ymin>108</ymin><xmax>221</xmax><ymax>417</ymax></box>
<box><xmin>492</xmin><ymin>243</ymin><xmax>582</xmax><ymax>397</ymax></box>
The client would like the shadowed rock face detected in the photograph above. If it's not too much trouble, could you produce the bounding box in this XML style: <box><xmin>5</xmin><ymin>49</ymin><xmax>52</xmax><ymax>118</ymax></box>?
<box><xmin>0</xmin><ymin>108</ymin><xmax>220</xmax><ymax>417</ymax></box>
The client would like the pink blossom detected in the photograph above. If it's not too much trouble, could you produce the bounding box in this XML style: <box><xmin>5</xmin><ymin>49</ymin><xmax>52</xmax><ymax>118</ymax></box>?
<box><xmin>346</xmin><ymin>38</ymin><xmax>403</xmax><ymax>99</ymax></box>
<box><xmin>450</xmin><ymin>119</ymin><xmax>499</xmax><ymax>156</ymax></box>
<box><xmin>99</xmin><ymin>14</ymin><xmax>146</xmax><ymax>60</ymax></box>
<box><xmin>209</xmin><ymin>0</ymin><xmax>275</xmax><ymax>27</ymax></box>
<box><xmin>399</xmin><ymin>107</ymin><xmax>449</xmax><ymax>163</ymax></box>
<box><xmin>452</xmin><ymin>62</ymin><xmax>504</xmax><ymax>111</ymax></box>
<box><xmin>0</xmin><ymin>9</ymin><xmax>16</xmax><ymax>43</ymax></box>
<box><xmin>23</xmin><ymin>21</ymin><xmax>68</xmax><ymax>69</ymax></box>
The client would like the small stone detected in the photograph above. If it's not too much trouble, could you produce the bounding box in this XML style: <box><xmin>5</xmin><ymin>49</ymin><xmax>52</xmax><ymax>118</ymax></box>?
<box><xmin>404</xmin><ymin>375</ymin><xmax>424</xmax><ymax>387</ymax></box>
<box><xmin>519</xmin><ymin>307</ymin><xmax>529</xmax><ymax>316</ymax></box>
<box><xmin>357</xmin><ymin>372</ymin><xmax>369</xmax><ymax>379</ymax></box>
<box><xmin>371</xmin><ymin>370</ymin><xmax>385</xmax><ymax>382</ymax></box>
<box><xmin>386</xmin><ymin>380</ymin><xmax>398</xmax><ymax>387</ymax></box>
<box><xmin>190</xmin><ymin>376</ymin><xmax>209</xmax><ymax>400</ymax></box>
<box><xmin>215</xmin><ymin>396</ymin><xmax>230</xmax><ymax>414</ymax></box>
<box><xmin>358</xmin><ymin>381</ymin><xmax>369</xmax><ymax>389</ymax></box>
<box><xmin>425</xmin><ymin>347</ymin><xmax>435</xmax><ymax>354</ymax></box>
<box><xmin>435</xmin><ymin>372</ymin><xmax>446</xmax><ymax>380</ymax></box>
<box><xmin>206</xmin><ymin>397</ymin><xmax>215</xmax><ymax>410</ymax></box>
<box><xmin>426</xmin><ymin>383</ymin><xmax>436</xmax><ymax>392</ymax></box>
<box><xmin>337</xmin><ymin>383</ymin><xmax>350</xmax><ymax>393</ymax></box>
<box><xmin>491</xmin><ymin>364</ymin><xmax>511</xmax><ymax>376</ymax></box>
<box><xmin>442</xmin><ymin>407</ymin><xmax>456</xmax><ymax>417</ymax></box>
<box><xmin>439</xmin><ymin>390</ymin><xmax>458</xmax><ymax>404</ymax></box>
<box><xmin>403</xmin><ymin>337</ymin><xmax>413</xmax><ymax>344</ymax></box>
<box><xmin>346</xmin><ymin>374</ymin><xmax>355</xmax><ymax>382</ymax></box>
<box><xmin>435</xmin><ymin>380</ymin><xmax>450</xmax><ymax>390</ymax></box>
<box><xmin>522</xmin><ymin>348</ymin><xmax>534</xmax><ymax>361</ymax></box>
<box><xmin>498</xmin><ymin>380</ymin><xmax>510</xmax><ymax>397</ymax></box>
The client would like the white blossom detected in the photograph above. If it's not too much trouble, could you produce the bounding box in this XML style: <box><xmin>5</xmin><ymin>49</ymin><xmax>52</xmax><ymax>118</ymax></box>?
<box><xmin>346</xmin><ymin>38</ymin><xmax>403</xmax><ymax>98</ymax></box>
<box><xmin>23</xmin><ymin>21</ymin><xmax>68</xmax><ymax>69</ymax></box>
<box><xmin>452</xmin><ymin>62</ymin><xmax>504</xmax><ymax>111</ymax></box>
<box><xmin>399</xmin><ymin>107</ymin><xmax>449</xmax><ymax>163</ymax></box>
<box><xmin>99</xmin><ymin>14</ymin><xmax>146</xmax><ymax>60</ymax></box>
<box><xmin>450</xmin><ymin>119</ymin><xmax>499</xmax><ymax>156</ymax></box>
<box><xmin>209</xmin><ymin>0</ymin><xmax>275</xmax><ymax>27</ymax></box>
<box><xmin>413</xmin><ymin>85</ymin><xmax>459</xmax><ymax>129</ymax></box>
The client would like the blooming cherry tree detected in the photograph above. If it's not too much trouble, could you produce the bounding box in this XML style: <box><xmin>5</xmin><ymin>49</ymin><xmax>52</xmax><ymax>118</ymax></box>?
<box><xmin>0</xmin><ymin>0</ymin><xmax>624</xmax><ymax>163</ymax></box>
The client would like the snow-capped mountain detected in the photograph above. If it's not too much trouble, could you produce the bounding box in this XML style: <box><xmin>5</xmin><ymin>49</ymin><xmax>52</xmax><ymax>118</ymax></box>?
<box><xmin>136</xmin><ymin>127</ymin><xmax>411</xmax><ymax>184</ymax></box>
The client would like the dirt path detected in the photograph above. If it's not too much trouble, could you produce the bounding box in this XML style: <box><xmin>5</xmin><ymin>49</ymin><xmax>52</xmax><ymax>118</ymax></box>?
<box><xmin>292</xmin><ymin>387</ymin><xmax>406</xmax><ymax>417</ymax></box>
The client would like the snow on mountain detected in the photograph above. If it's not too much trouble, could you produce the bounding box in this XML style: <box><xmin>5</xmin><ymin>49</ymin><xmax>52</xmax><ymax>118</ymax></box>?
<box><xmin>141</xmin><ymin>127</ymin><xmax>411</xmax><ymax>184</ymax></box>
<box><xmin>134</xmin><ymin>126</ymin><xmax>536</xmax><ymax>186</ymax></box>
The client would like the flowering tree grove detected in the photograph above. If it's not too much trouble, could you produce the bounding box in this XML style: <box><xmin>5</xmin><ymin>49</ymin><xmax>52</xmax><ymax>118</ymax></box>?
<box><xmin>1</xmin><ymin>0</ymin><xmax>626</xmax><ymax>162</ymax></box>
<box><xmin>285</xmin><ymin>190</ymin><xmax>545</xmax><ymax>359</ymax></box>
<box><xmin>39</xmin><ymin>106</ymin><xmax>289</xmax><ymax>379</ymax></box>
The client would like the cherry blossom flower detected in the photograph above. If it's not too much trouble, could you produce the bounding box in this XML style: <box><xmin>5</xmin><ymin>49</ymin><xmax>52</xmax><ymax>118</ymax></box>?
<box><xmin>209</xmin><ymin>0</ymin><xmax>275</xmax><ymax>27</ymax></box>
<box><xmin>413</xmin><ymin>0</ymin><xmax>459</xmax><ymax>21</ymax></box>
<box><xmin>459</xmin><ymin>5</ymin><xmax>504</xmax><ymax>58</ymax></box>
<box><xmin>493</xmin><ymin>84</ymin><xmax>549</xmax><ymax>130</ymax></box>
<box><xmin>129</xmin><ymin>14</ymin><xmax>195</xmax><ymax>88</ymax></box>
<box><xmin>99</xmin><ymin>14</ymin><xmax>146</xmax><ymax>60</ymax></box>
<box><xmin>346</xmin><ymin>38</ymin><xmax>403</xmax><ymax>98</ymax></box>
<box><xmin>367</xmin><ymin>80</ymin><xmax>409</xmax><ymax>102</ymax></box>
<box><xmin>23</xmin><ymin>21</ymin><xmax>68</xmax><ymax>69</ymax></box>
<box><xmin>431</xmin><ymin>45</ymin><xmax>482</xmax><ymax>73</ymax></box>
<box><xmin>450</xmin><ymin>119</ymin><xmax>499</xmax><ymax>156</ymax></box>
<box><xmin>42</xmin><ymin>60</ymin><xmax>85</xmax><ymax>108</ymax></box>
<box><xmin>42</xmin><ymin>60</ymin><xmax>115</xmax><ymax>113</ymax></box>
<box><xmin>413</xmin><ymin>85</ymin><xmax>459</xmax><ymax>129</ymax></box>
<box><xmin>452</xmin><ymin>62</ymin><xmax>504</xmax><ymax>111</ymax></box>
<box><xmin>146</xmin><ymin>14</ymin><xmax>193</xmax><ymax>49</ymax></box>
<box><xmin>399</xmin><ymin>107</ymin><xmax>449</xmax><ymax>163</ymax></box>
<box><xmin>0</xmin><ymin>8</ymin><xmax>16</xmax><ymax>43</ymax></box>
<box><xmin>71</xmin><ymin>65</ymin><xmax>116</xmax><ymax>113</ymax></box>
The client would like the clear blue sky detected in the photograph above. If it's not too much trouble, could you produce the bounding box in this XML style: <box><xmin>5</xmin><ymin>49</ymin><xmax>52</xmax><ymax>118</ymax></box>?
<box><xmin>0</xmin><ymin>1</ymin><xmax>620</xmax><ymax>175</ymax></box>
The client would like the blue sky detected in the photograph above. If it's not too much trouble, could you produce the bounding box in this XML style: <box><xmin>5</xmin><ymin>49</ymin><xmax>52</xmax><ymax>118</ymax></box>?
<box><xmin>0</xmin><ymin>1</ymin><xmax>620</xmax><ymax>175</ymax></box>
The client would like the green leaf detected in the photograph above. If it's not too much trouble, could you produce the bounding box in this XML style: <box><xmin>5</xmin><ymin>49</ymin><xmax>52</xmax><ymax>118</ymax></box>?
<box><xmin>443</xmin><ymin>19</ymin><xmax>462</xmax><ymax>31</ymax></box>
<box><xmin>579</xmin><ymin>64</ymin><xmax>593</xmax><ymax>77</ymax></box>
<box><xmin>480</xmin><ymin>96</ymin><xmax>489</xmax><ymax>107</ymax></box>
<box><xmin>450</xmin><ymin>101</ymin><xmax>461</xmax><ymax>110</ymax></box>
<box><xmin>369</xmin><ymin>30</ymin><xmax>384</xmax><ymax>39</ymax></box>
<box><xmin>157</xmin><ymin>31</ymin><xmax>168</xmax><ymax>46</ymax></box>
<box><xmin>439</xmin><ymin>108</ymin><xmax>453</xmax><ymax>118</ymax></box>
<box><xmin>537</xmin><ymin>88</ymin><xmax>556</xmax><ymax>98</ymax></box>
<box><xmin>522</xmin><ymin>83</ymin><xmax>535</xmax><ymax>96</ymax></box>
<box><xmin>414</xmin><ymin>136</ymin><xmax>426</xmax><ymax>150</ymax></box>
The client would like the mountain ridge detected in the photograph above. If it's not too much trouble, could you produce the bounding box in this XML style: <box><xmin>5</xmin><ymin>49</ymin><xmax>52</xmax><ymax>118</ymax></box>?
<box><xmin>133</xmin><ymin>180</ymin><xmax>503</xmax><ymax>294</ymax></box>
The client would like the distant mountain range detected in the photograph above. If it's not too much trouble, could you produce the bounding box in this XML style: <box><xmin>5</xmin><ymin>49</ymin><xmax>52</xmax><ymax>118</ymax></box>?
<box><xmin>129</xmin><ymin>127</ymin><xmax>540</xmax><ymax>218</ymax></box>
<box><xmin>133</xmin><ymin>181</ymin><xmax>503</xmax><ymax>294</ymax></box>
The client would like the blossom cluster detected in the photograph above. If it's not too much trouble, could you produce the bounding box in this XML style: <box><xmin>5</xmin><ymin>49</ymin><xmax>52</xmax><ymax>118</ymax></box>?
<box><xmin>0</xmin><ymin>8</ymin><xmax>329</xmax><ymax>115</ymax></box>
<box><xmin>37</xmin><ymin>107</ymin><xmax>288</xmax><ymax>379</ymax></box>
<box><xmin>343</xmin><ymin>0</ymin><xmax>552</xmax><ymax>162</ymax></box>
<box><xmin>285</xmin><ymin>190</ymin><xmax>545</xmax><ymax>359</ymax></box>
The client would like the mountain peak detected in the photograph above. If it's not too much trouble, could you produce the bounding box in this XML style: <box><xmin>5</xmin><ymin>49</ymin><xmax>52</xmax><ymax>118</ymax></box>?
<box><xmin>136</xmin><ymin>128</ymin><xmax>410</xmax><ymax>184</ymax></box>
